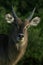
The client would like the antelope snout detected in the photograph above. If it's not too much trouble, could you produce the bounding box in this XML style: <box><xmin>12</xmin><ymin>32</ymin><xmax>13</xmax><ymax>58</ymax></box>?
<box><xmin>17</xmin><ymin>33</ymin><xmax>24</xmax><ymax>42</ymax></box>
<box><xmin>19</xmin><ymin>34</ymin><xmax>24</xmax><ymax>39</ymax></box>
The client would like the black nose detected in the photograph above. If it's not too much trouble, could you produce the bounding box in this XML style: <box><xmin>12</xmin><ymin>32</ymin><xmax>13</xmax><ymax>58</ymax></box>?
<box><xmin>17</xmin><ymin>33</ymin><xmax>24</xmax><ymax>42</ymax></box>
<box><xmin>19</xmin><ymin>33</ymin><xmax>24</xmax><ymax>39</ymax></box>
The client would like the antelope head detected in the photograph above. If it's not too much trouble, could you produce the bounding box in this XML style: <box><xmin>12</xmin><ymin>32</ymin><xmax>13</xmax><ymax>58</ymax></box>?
<box><xmin>5</xmin><ymin>6</ymin><xmax>40</xmax><ymax>65</ymax></box>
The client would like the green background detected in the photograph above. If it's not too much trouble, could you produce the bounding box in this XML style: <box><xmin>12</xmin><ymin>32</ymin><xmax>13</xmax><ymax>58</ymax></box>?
<box><xmin>0</xmin><ymin>0</ymin><xmax>43</xmax><ymax>65</ymax></box>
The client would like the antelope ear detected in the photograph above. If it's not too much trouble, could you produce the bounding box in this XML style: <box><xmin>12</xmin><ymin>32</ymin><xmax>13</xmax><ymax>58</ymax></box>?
<box><xmin>5</xmin><ymin>14</ymin><xmax>14</xmax><ymax>23</ymax></box>
<box><xmin>30</xmin><ymin>17</ymin><xmax>41</xmax><ymax>26</ymax></box>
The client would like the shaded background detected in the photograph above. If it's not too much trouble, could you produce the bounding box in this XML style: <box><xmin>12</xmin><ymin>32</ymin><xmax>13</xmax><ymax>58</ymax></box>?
<box><xmin>0</xmin><ymin>0</ymin><xmax>43</xmax><ymax>65</ymax></box>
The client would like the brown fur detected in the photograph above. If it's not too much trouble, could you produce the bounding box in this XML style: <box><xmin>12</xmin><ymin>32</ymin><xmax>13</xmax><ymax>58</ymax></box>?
<box><xmin>8</xmin><ymin>27</ymin><xmax>28</xmax><ymax>65</ymax></box>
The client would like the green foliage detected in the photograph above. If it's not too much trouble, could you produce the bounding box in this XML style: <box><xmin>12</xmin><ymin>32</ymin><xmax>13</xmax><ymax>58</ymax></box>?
<box><xmin>0</xmin><ymin>0</ymin><xmax>43</xmax><ymax>16</ymax></box>
<box><xmin>0</xmin><ymin>0</ymin><xmax>43</xmax><ymax>65</ymax></box>
<box><xmin>0</xmin><ymin>6</ymin><xmax>12</xmax><ymax>34</ymax></box>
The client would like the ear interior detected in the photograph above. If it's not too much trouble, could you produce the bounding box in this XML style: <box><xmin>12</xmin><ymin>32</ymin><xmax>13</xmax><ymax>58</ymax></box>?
<box><xmin>5</xmin><ymin>14</ymin><xmax>14</xmax><ymax>23</ymax></box>
<box><xmin>30</xmin><ymin>17</ymin><xmax>40</xmax><ymax>26</ymax></box>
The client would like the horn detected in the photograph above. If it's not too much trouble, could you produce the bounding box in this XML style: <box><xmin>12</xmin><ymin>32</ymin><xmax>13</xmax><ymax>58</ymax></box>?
<box><xmin>11</xmin><ymin>5</ymin><xmax>18</xmax><ymax>19</ymax></box>
<box><xmin>27</xmin><ymin>6</ymin><xmax>36</xmax><ymax>21</ymax></box>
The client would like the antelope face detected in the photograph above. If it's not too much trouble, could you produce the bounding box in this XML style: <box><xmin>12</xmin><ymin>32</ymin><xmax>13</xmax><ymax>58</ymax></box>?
<box><xmin>5</xmin><ymin>13</ymin><xmax>40</xmax><ymax>49</ymax></box>
<box><xmin>5</xmin><ymin>11</ymin><xmax>41</xmax><ymax>44</ymax></box>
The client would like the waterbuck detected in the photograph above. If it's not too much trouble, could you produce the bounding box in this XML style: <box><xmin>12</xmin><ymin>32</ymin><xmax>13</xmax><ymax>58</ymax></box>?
<box><xmin>0</xmin><ymin>6</ymin><xmax>40</xmax><ymax>65</ymax></box>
